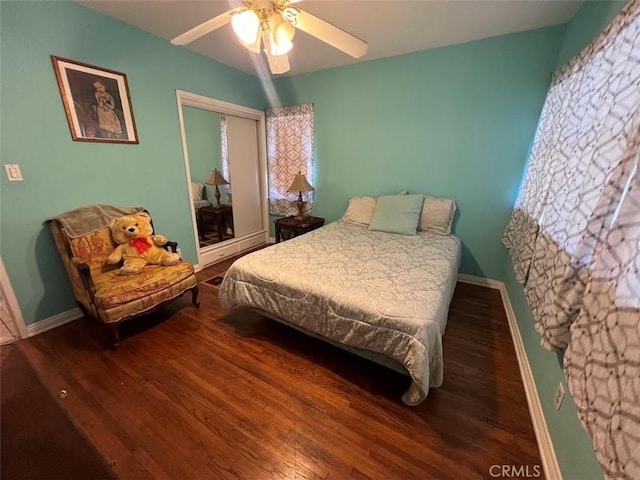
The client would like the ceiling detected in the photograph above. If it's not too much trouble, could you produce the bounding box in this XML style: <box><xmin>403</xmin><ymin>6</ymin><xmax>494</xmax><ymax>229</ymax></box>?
<box><xmin>78</xmin><ymin>0</ymin><xmax>583</xmax><ymax>77</ymax></box>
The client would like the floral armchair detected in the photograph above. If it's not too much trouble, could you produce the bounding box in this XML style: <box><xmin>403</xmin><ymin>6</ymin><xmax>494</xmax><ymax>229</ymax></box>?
<box><xmin>47</xmin><ymin>204</ymin><xmax>199</xmax><ymax>348</ymax></box>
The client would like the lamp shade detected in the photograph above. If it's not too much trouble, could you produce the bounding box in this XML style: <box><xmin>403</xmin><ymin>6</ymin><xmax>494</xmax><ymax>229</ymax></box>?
<box><xmin>205</xmin><ymin>169</ymin><xmax>229</xmax><ymax>186</ymax></box>
<box><xmin>287</xmin><ymin>173</ymin><xmax>314</xmax><ymax>193</ymax></box>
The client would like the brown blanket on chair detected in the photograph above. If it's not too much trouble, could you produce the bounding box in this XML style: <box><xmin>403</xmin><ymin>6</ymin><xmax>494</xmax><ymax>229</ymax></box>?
<box><xmin>48</xmin><ymin>204</ymin><xmax>145</xmax><ymax>238</ymax></box>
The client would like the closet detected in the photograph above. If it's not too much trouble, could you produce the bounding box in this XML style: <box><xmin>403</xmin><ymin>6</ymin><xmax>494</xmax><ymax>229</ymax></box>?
<box><xmin>177</xmin><ymin>90</ymin><xmax>268</xmax><ymax>267</ymax></box>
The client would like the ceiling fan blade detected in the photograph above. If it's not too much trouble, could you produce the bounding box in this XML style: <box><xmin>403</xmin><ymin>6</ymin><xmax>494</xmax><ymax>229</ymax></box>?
<box><xmin>267</xmin><ymin>53</ymin><xmax>290</xmax><ymax>74</ymax></box>
<box><xmin>262</xmin><ymin>32</ymin><xmax>291</xmax><ymax>74</ymax></box>
<box><xmin>295</xmin><ymin>9</ymin><xmax>367</xmax><ymax>58</ymax></box>
<box><xmin>171</xmin><ymin>9</ymin><xmax>238</xmax><ymax>46</ymax></box>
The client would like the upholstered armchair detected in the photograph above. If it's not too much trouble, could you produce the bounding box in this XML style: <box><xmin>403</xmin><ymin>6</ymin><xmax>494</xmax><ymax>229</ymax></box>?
<box><xmin>47</xmin><ymin>204</ymin><xmax>199</xmax><ymax>348</ymax></box>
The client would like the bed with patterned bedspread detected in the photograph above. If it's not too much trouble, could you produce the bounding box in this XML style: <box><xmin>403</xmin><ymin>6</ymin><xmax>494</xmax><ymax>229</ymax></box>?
<box><xmin>219</xmin><ymin>220</ymin><xmax>461</xmax><ymax>405</ymax></box>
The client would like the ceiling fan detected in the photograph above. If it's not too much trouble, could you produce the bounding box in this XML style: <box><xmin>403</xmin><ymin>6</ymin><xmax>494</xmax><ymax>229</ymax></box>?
<box><xmin>171</xmin><ymin>0</ymin><xmax>368</xmax><ymax>75</ymax></box>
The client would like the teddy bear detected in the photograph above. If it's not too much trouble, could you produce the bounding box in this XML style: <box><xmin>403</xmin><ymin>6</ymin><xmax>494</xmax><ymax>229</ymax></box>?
<box><xmin>106</xmin><ymin>212</ymin><xmax>180</xmax><ymax>275</ymax></box>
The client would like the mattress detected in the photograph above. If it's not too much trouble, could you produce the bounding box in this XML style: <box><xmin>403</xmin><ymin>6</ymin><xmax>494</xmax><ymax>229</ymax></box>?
<box><xmin>219</xmin><ymin>220</ymin><xmax>462</xmax><ymax>405</ymax></box>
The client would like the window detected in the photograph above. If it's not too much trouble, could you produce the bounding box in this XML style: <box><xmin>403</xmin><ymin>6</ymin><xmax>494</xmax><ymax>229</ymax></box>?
<box><xmin>502</xmin><ymin>3</ymin><xmax>640</xmax><ymax>349</ymax></box>
<box><xmin>503</xmin><ymin>3</ymin><xmax>640</xmax><ymax>476</ymax></box>
<box><xmin>266</xmin><ymin>104</ymin><xmax>314</xmax><ymax>216</ymax></box>
<box><xmin>220</xmin><ymin>113</ymin><xmax>231</xmax><ymax>200</ymax></box>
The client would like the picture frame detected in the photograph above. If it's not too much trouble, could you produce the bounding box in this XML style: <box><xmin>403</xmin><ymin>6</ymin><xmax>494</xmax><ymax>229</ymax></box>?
<box><xmin>51</xmin><ymin>56</ymin><xmax>139</xmax><ymax>144</ymax></box>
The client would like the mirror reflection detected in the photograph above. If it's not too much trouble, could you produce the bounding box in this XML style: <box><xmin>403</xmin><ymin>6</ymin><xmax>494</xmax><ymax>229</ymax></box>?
<box><xmin>182</xmin><ymin>107</ymin><xmax>234</xmax><ymax>248</ymax></box>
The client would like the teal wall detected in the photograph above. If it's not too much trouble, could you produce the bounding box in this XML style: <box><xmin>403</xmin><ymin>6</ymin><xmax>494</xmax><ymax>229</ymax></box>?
<box><xmin>500</xmin><ymin>1</ymin><xmax>629</xmax><ymax>478</ymax></box>
<box><xmin>182</xmin><ymin>106</ymin><xmax>223</xmax><ymax>202</ymax></box>
<box><xmin>556</xmin><ymin>0</ymin><xmax>630</xmax><ymax>66</ymax></box>
<box><xmin>274</xmin><ymin>25</ymin><xmax>566</xmax><ymax>279</ymax></box>
<box><xmin>0</xmin><ymin>0</ymin><xmax>628</xmax><ymax>476</ymax></box>
<box><xmin>0</xmin><ymin>1</ymin><xmax>265</xmax><ymax>325</ymax></box>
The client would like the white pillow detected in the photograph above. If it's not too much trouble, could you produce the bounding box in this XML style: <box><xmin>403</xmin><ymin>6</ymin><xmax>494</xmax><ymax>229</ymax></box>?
<box><xmin>191</xmin><ymin>182</ymin><xmax>204</xmax><ymax>202</ymax></box>
<box><xmin>419</xmin><ymin>196</ymin><xmax>456</xmax><ymax>235</ymax></box>
<box><xmin>341</xmin><ymin>196</ymin><xmax>377</xmax><ymax>226</ymax></box>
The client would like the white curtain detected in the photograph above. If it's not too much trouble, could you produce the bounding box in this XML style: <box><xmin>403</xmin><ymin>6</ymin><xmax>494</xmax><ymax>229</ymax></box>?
<box><xmin>266</xmin><ymin>104</ymin><xmax>314</xmax><ymax>216</ymax></box>
<box><xmin>502</xmin><ymin>1</ymin><xmax>640</xmax><ymax>477</ymax></box>
<box><xmin>220</xmin><ymin>113</ymin><xmax>231</xmax><ymax>203</ymax></box>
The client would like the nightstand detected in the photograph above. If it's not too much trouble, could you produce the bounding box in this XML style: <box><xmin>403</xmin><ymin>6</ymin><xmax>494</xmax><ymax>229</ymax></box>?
<box><xmin>198</xmin><ymin>205</ymin><xmax>234</xmax><ymax>242</ymax></box>
<box><xmin>275</xmin><ymin>216</ymin><xmax>325</xmax><ymax>243</ymax></box>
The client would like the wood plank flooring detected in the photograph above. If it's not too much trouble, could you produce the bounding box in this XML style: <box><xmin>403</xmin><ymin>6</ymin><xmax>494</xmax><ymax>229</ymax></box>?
<box><xmin>14</xmin><ymin>253</ymin><xmax>542</xmax><ymax>479</ymax></box>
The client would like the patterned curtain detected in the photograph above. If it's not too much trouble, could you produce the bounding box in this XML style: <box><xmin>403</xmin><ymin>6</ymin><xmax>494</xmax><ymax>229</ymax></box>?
<box><xmin>502</xmin><ymin>77</ymin><xmax>567</xmax><ymax>282</ymax></box>
<box><xmin>503</xmin><ymin>2</ymin><xmax>640</xmax><ymax>477</ymax></box>
<box><xmin>565</xmin><ymin>155</ymin><xmax>639</xmax><ymax>479</ymax></box>
<box><xmin>220</xmin><ymin>113</ymin><xmax>231</xmax><ymax>203</ymax></box>
<box><xmin>266</xmin><ymin>104</ymin><xmax>314</xmax><ymax>216</ymax></box>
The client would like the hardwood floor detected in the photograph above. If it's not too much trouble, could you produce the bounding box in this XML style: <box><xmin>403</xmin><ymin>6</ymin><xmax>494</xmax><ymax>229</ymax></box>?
<box><xmin>15</xmin><ymin>253</ymin><xmax>542</xmax><ymax>479</ymax></box>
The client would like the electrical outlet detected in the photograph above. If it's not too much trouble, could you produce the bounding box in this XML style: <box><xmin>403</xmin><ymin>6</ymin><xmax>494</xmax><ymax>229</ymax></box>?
<box><xmin>554</xmin><ymin>383</ymin><xmax>565</xmax><ymax>410</ymax></box>
<box><xmin>176</xmin><ymin>247</ymin><xmax>182</xmax><ymax>259</ymax></box>
<box><xmin>4</xmin><ymin>164</ymin><xmax>23</xmax><ymax>181</ymax></box>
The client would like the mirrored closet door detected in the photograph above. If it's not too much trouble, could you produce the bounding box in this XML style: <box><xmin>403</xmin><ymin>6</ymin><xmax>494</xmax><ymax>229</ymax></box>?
<box><xmin>177</xmin><ymin>91</ymin><xmax>268</xmax><ymax>267</ymax></box>
<box><xmin>224</xmin><ymin>115</ymin><xmax>262</xmax><ymax>238</ymax></box>
<box><xmin>182</xmin><ymin>107</ymin><xmax>233</xmax><ymax>248</ymax></box>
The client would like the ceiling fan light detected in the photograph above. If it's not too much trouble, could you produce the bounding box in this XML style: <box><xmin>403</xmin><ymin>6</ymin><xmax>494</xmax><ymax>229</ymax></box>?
<box><xmin>232</xmin><ymin>9</ymin><xmax>259</xmax><ymax>45</ymax></box>
<box><xmin>270</xmin><ymin>36</ymin><xmax>293</xmax><ymax>56</ymax></box>
<box><xmin>268</xmin><ymin>15</ymin><xmax>294</xmax><ymax>57</ymax></box>
<box><xmin>274</xmin><ymin>20</ymin><xmax>295</xmax><ymax>43</ymax></box>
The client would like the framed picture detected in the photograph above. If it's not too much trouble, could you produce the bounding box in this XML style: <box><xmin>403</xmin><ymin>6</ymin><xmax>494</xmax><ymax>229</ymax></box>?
<box><xmin>51</xmin><ymin>56</ymin><xmax>139</xmax><ymax>143</ymax></box>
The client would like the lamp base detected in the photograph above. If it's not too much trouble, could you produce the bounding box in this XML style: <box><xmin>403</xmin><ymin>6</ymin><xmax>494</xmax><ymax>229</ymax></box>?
<box><xmin>295</xmin><ymin>192</ymin><xmax>306</xmax><ymax>220</ymax></box>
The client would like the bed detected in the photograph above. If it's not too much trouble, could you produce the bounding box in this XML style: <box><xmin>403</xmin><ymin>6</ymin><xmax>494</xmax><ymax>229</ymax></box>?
<box><xmin>219</xmin><ymin>201</ymin><xmax>462</xmax><ymax>405</ymax></box>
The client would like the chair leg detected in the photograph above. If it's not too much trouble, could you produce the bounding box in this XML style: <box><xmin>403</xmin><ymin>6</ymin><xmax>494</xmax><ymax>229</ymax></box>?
<box><xmin>77</xmin><ymin>303</ymin><xmax>92</xmax><ymax>321</ymax></box>
<box><xmin>191</xmin><ymin>285</ymin><xmax>200</xmax><ymax>308</ymax></box>
<box><xmin>110</xmin><ymin>324</ymin><xmax>121</xmax><ymax>350</ymax></box>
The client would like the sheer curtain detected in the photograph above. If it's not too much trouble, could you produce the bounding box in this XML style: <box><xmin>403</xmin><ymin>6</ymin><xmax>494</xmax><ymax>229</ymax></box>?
<box><xmin>220</xmin><ymin>113</ymin><xmax>231</xmax><ymax>203</ymax></box>
<box><xmin>502</xmin><ymin>1</ymin><xmax>640</xmax><ymax>477</ymax></box>
<box><xmin>266</xmin><ymin>104</ymin><xmax>314</xmax><ymax>216</ymax></box>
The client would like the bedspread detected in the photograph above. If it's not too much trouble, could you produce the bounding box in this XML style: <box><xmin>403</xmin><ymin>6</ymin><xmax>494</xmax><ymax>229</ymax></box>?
<box><xmin>219</xmin><ymin>221</ymin><xmax>461</xmax><ymax>405</ymax></box>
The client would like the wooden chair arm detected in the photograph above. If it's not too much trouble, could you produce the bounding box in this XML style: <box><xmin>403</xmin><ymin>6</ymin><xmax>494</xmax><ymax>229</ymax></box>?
<box><xmin>71</xmin><ymin>257</ymin><xmax>97</xmax><ymax>298</ymax></box>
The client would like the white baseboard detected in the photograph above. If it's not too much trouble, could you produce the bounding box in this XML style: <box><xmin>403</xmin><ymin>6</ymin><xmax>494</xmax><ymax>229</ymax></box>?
<box><xmin>457</xmin><ymin>273</ymin><xmax>503</xmax><ymax>289</ymax></box>
<box><xmin>269</xmin><ymin>236</ymin><xmax>276</xmax><ymax>244</ymax></box>
<box><xmin>26</xmin><ymin>307</ymin><xmax>83</xmax><ymax>337</ymax></box>
<box><xmin>457</xmin><ymin>272</ymin><xmax>561</xmax><ymax>479</ymax></box>
<box><xmin>497</xmin><ymin>283</ymin><xmax>562</xmax><ymax>480</ymax></box>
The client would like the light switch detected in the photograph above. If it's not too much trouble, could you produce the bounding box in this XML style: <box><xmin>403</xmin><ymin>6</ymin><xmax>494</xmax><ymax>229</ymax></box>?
<box><xmin>554</xmin><ymin>383</ymin><xmax>565</xmax><ymax>410</ymax></box>
<box><xmin>4</xmin><ymin>164</ymin><xmax>23</xmax><ymax>181</ymax></box>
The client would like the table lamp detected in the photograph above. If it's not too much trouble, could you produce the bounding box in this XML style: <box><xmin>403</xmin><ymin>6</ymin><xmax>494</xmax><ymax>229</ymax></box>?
<box><xmin>205</xmin><ymin>169</ymin><xmax>229</xmax><ymax>206</ymax></box>
<box><xmin>287</xmin><ymin>172</ymin><xmax>314</xmax><ymax>220</ymax></box>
